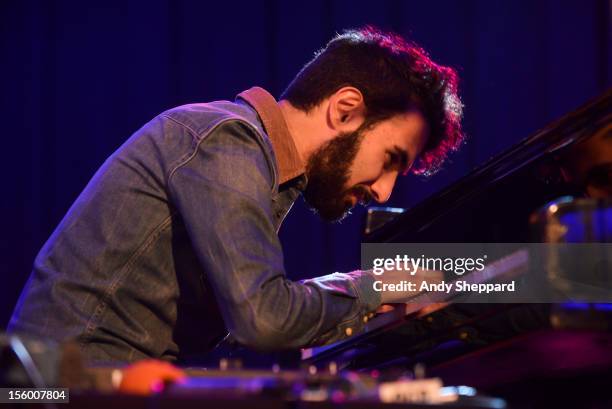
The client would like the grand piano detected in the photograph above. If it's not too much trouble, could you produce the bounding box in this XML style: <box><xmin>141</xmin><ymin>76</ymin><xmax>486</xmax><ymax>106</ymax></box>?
<box><xmin>303</xmin><ymin>89</ymin><xmax>612</xmax><ymax>408</ymax></box>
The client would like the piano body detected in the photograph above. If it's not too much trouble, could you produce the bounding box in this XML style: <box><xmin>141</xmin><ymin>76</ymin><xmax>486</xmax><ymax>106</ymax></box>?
<box><xmin>304</xmin><ymin>89</ymin><xmax>612</xmax><ymax>408</ymax></box>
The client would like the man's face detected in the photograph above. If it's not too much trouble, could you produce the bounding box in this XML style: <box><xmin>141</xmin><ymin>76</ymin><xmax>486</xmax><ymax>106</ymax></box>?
<box><xmin>303</xmin><ymin>111</ymin><xmax>428</xmax><ymax>222</ymax></box>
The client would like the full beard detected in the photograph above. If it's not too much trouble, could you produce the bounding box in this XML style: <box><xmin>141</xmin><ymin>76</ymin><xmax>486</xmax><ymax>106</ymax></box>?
<box><xmin>302</xmin><ymin>127</ymin><xmax>367</xmax><ymax>222</ymax></box>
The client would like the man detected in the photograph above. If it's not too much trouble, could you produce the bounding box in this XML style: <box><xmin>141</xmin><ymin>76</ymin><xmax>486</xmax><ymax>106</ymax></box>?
<box><xmin>9</xmin><ymin>26</ymin><xmax>463</xmax><ymax>364</ymax></box>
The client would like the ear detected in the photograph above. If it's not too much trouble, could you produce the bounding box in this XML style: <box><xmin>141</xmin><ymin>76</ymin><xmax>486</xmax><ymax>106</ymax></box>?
<box><xmin>327</xmin><ymin>86</ymin><xmax>366</xmax><ymax>131</ymax></box>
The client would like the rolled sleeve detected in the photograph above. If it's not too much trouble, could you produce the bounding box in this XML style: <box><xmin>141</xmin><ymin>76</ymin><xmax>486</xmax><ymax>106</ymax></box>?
<box><xmin>303</xmin><ymin>270</ymin><xmax>381</xmax><ymax>345</ymax></box>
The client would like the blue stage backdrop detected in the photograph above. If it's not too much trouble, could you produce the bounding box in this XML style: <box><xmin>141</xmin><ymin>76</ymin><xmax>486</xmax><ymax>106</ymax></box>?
<box><xmin>1</xmin><ymin>0</ymin><xmax>610</xmax><ymax>327</ymax></box>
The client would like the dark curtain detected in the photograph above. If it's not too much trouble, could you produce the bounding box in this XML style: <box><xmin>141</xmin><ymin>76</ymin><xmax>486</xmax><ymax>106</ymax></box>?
<box><xmin>1</xmin><ymin>0</ymin><xmax>610</xmax><ymax>327</ymax></box>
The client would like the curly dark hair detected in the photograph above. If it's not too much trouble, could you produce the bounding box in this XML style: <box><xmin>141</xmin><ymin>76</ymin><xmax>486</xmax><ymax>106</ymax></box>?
<box><xmin>281</xmin><ymin>26</ymin><xmax>464</xmax><ymax>176</ymax></box>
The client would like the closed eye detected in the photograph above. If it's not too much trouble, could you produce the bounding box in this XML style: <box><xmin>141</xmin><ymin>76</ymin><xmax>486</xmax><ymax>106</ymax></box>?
<box><xmin>386</xmin><ymin>146</ymin><xmax>410</xmax><ymax>174</ymax></box>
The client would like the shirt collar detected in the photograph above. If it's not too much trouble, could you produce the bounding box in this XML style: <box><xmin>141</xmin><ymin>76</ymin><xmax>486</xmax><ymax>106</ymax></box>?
<box><xmin>237</xmin><ymin>87</ymin><xmax>306</xmax><ymax>186</ymax></box>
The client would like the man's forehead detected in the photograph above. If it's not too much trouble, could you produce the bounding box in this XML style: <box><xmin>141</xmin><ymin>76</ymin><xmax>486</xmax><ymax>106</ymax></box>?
<box><xmin>386</xmin><ymin>111</ymin><xmax>429</xmax><ymax>150</ymax></box>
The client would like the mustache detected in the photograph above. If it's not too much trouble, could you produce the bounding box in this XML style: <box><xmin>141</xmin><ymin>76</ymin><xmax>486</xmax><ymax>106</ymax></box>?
<box><xmin>350</xmin><ymin>185</ymin><xmax>373</xmax><ymax>205</ymax></box>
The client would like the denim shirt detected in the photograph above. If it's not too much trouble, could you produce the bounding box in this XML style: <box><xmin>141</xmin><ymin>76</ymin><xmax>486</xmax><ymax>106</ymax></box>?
<box><xmin>8</xmin><ymin>87</ymin><xmax>380</xmax><ymax>364</ymax></box>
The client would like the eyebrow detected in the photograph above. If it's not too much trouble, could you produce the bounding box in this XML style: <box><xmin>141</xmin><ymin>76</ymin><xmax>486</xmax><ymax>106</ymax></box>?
<box><xmin>392</xmin><ymin>145</ymin><xmax>411</xmax><ymax>175</ymax></box>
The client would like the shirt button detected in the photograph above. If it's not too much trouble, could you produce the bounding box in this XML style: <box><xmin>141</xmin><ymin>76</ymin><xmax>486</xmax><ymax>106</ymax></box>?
<box><xmin>345</xmin><ymin>327</ymin><xmax>353</xmax><ymax>336</ymax></box>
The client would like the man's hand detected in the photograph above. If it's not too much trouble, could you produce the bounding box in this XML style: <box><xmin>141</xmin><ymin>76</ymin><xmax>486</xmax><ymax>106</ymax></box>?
<box><xmin>371</xmin><ymin>266</ymin><xmax>444</xmax><ymax>304</ymax></box>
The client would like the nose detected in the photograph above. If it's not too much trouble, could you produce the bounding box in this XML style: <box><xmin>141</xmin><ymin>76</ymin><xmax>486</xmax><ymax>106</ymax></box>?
<box><xmin>370</xmin><ymin>171</ymin><xmax>399</xmax><ymax>204</ymax></box>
